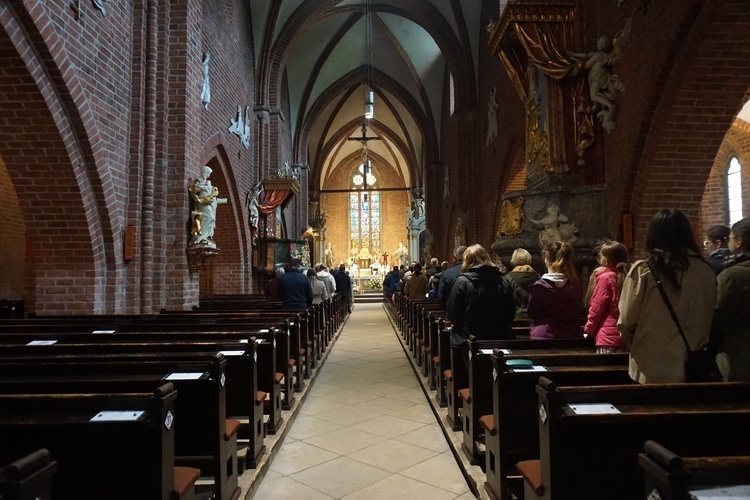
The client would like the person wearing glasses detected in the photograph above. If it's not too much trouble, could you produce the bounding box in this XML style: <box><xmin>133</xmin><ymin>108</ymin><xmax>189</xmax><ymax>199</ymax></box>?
<box><xmin>704</xmin><ymin>225</ymin><xmax>731</xmax><ymax>275</ymax></box>
<box><xmin>711</xmin><ymin>217</ymin><xmax>750</xmax><ymax>381</ymax></box>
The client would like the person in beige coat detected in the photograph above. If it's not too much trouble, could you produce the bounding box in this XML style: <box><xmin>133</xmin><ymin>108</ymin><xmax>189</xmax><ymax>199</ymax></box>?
<box><xmin>618</xmin><ymin>209</ymin><xmax>716</xmax><ymax>384</ymax></box>
<box><xmin>404</xmin><ymin>263</ymin><xmax>429</xmax><ymax>300</ymax></box>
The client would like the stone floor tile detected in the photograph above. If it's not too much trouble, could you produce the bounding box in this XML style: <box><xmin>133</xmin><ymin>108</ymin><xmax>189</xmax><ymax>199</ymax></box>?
<box><xmin>268</xmin><ymin>440</ymin><xmax>338</xmax><ymax>476</ymax></box>
<box><xmin>402</xmin><ymin>452</ymin><xmax>472</xmax><ymax>495</ymax></box>
<box><xmin>303</xmin><ymin>426</ymin><xmax>385</xmax><ymax>456</ymax></box>
<box><xmin>253</xmin><ymin>475</ymin><xmax>335</xmax><ymax>500</ymax></box>
<box><xmin>348</xmin><ymin>439</ymin><xmax>439</xmax><ymax>473</ymax></box>
<box><xmin>342</xmin><ymin>474</ymin><xmax>458</xmax><ymax>500</ymax></box>
<box><xmin>290</xmin><ymin>456</ymin><xmax>391</xmax><ymax>498</ymax></box>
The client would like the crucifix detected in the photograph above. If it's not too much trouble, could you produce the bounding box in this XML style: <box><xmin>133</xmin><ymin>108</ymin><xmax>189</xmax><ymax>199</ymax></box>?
<box><xmin>347</xmin><ymin>123</ymin><xmax>380</xmax><ymax>146</ymax></box>
<box><xmin>71</xmin><ymin>0</ymin><xmax>85</xmax><ymax>20</ymax></box>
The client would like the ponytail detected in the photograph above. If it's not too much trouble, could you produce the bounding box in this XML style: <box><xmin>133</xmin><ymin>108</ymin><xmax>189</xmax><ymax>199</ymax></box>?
<box><xmin>543</xmin><ymin>241</ymin><xmax>578</xmax><ymax>282</ymax></box>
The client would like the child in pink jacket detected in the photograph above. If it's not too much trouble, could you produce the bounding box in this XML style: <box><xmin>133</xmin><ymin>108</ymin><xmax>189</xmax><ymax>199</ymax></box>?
<box><xmin>584</xmin><ymin>241</ymin><xmax>630</xmax><ymax>353</ymax></box>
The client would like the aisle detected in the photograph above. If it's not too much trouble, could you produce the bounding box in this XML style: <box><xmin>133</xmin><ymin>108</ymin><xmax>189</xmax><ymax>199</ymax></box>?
<box><xmin>254</xmin><ymin>303</ymin><xmax>472</xmax><ymax>499</ymax></box>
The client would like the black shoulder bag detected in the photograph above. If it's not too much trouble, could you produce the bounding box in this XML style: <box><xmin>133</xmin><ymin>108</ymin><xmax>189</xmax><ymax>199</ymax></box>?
<box><xmin>644</xmin><ymin>260</ymin><xmax>722</xmax><ymax>383</ymax></box>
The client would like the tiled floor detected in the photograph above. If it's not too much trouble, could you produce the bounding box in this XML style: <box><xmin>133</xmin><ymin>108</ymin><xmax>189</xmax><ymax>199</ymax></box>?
<box><xmin>253</xmin><ymin>303</ymin><xmax>473</xmax><ymax>499</ymax></box>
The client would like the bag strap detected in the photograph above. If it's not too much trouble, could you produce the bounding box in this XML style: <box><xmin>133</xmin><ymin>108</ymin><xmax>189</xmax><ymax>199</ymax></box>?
<box><xmin>643</xmin><ymin>259</ymin><xmax>693</xmax><ymax>353</ymax></box>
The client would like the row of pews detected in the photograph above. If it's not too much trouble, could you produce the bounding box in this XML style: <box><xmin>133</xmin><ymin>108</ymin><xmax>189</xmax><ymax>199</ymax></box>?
<box><xmin>0</xmin><ymin>294</ymin><xmax>347</xmax><ymax>500</ymax></box>
<box><xmin>389</xmin><ymin>294</ymin><xmax>750</xmax><ymax>499</ymax></box>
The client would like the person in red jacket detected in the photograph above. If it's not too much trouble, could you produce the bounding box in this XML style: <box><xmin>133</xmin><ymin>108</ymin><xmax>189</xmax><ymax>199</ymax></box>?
<box><xmin>584</xmin><ymin>241</ymin><xmax>630</xmax><ymax>352</ymax></box>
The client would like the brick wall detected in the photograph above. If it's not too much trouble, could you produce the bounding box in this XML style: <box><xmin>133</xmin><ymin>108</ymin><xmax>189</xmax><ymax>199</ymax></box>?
<box><xmin>701</xmin><ymin>119</ymin><xmax>750</xmax><ymax>235</ymax></box>
<box><xmin>0</xmin><ymin>0</ymin><xmax>258</xmax><ymax>313</ymax></box>
<box><xmin>0</xmin><ymin>157</ymin><xmax>25</xmax><ymax>300</ymax></box>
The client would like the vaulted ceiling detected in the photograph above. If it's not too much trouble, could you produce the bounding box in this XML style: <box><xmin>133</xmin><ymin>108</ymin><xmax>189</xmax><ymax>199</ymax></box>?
<box><xmin>250</xmin><ymin>0</ymin><xmax>484</xmax><ymax>191</ymax></box>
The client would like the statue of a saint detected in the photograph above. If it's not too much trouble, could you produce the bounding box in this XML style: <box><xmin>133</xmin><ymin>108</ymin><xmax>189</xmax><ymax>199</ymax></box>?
<box><xmin>529</xmin><ymin>204</ymin><xmax>578</xmax><ymax>248</ymax></box>
<box><xmin>201</xmin><ymin>52</ymin><xmax>211</xmax><ymax>110</ymax></box>
<box><xmin>454</xmin><ymin>217</ymin><xmax>466</xmax><ymax>250</ymax></box>
<box><xmin>301</xmin><ymin>244</ymin><xmax>311</xmax><ymax>267</ymax></box>
<box><xmin>245</xmin><ymin>181</ymin><xmax>262</xmax><ymax>246</ymax></box>
<box><xmin>443</xmin><ymin>164</ymin><xmax>450</xmax><ymax>200</ymax></box>
<box><xmin>569</xmin><ymin>18</ymin><xmax>632</xmax><ymax>133</ymax></box>
<box><xmin>393</xmin><ymin>242</ymin><xmax>409</xmax><ymax>268</ymax></box>
<box><xmin>325</xmin><ymin>242</ymin><xmax>335</xmax><ymax>268</ymax></box>
<box><xmin>486</xmin><ymin>87</ymin><xmax>499</xmax><ymax>146</ymax></box>
<box><xmin>189</xmin><ymin>166</ymin><xmax>227</xmax><ymax>248</ymax></box>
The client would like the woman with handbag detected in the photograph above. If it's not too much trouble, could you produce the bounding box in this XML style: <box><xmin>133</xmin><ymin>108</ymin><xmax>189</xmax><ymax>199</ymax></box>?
<box><xmin>711</xmin><ymin>217</ymin><xmax>750</xmax><ymax>381</ymax></box>
<box><xmin>618</xmin><ymin>209</ymin><xmax>717</xmax><ymax>383</ymax></box>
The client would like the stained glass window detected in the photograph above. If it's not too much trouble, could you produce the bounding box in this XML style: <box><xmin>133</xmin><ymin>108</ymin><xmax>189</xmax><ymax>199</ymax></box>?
<box><xmin>728</xmin><ymin>157</ymin><xmax>743</xmax><ymax>225</ymax></box>
<box><xmin>349</xmin><ymin>164</ymin><xmax>381</xmax><ymax>262</ymax></box>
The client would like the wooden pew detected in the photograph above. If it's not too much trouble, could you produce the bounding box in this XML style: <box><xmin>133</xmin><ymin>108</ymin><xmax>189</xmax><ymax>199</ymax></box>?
<box><xmin>0</xmin><ymin>338</ymin><xmax>270</xmax><ymax>465</ymax></box>
<box><xmin>0</xmin><ymin>314</ymin><xmax>301</xmax><ymax>406</ymax></box>
<box><xmin>484</xmin><ymin>351</ymin><xmax>631</xmax><ymax>500</ymax></box>
<box><xmin>0</xmin><ymin>384</ymin><xmax>188</xmax><ymax>500</ymax></box>
<box><xmin>518</xmin><ymin>379</ymin><xmax>750</xmax><ymax>499</ymax></box>
<box><xmin>465</xmin><ymin>346</ymin><xmax>627</xmax><ymax>466</ymax></box>
<box><xmin>0</xmin><ymin>353</ymin><xmax>240</xmax><ymax>500</ymax></box>
<box><xmin>0</xmin><ymin>448</ymin><xmax>57</xmax><ymax>500</ymax></box>
<box><xmin>0</xmin><ymin>327</ymin><xmax>283</xmax><ymax>433</ymax></box>
<box><xmin>639</xmin><ymin>440</ymin><xmax>750</xmax><ymax>500</ymax></box>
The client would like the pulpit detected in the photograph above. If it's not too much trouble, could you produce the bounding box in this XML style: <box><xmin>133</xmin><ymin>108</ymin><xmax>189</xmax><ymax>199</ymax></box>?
<box><xmin>358</xmin><ymin>258</ymin><xmax>371</xmax><ymax>268</ymax></box>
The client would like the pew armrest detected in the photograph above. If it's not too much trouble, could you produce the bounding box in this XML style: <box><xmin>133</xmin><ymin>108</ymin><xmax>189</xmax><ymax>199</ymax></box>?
<box><xmin>225</xmin><ymin>419</ymin><xmax>241</xmax><ymax>440</ymax></box>
<box><xmin>479</xmin><ymin>414</ymin><xmax>496</xmax><ymax>436</ymax></box>
<box><xmin>173</xmin><ymin>466</ymin><xmax>200</xmax><ymax>499</ymax></box>
<box><xmin>458</xmin><ymin>388</ymin><xmax>471</xmax><ymax>403</ymax></box>
<box><xmin>516</xmin><ymin>459</ymin><xmax>544</xmax><ymax>496</ymax></box>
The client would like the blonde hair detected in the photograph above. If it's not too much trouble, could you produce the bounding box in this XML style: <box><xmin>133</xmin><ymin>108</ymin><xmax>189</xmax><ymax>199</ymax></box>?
<box><xmin>511</xmin><ymin>248</ymin><xmax>532</xmax><ymax>267</ymax></box>
<box><xmin>543</xmin><ymin>241</ymin><xmax>578</xmax><ymax>282</ymax></box>
<box><xmin>599</xmin><ymin>241</ymin><xmax>630</xmax><ymax>293</ymax></box>
<box><xmin>461</xmin><ymin>244</ymin><xmax>494</xmax><ymax>273</ymax></box>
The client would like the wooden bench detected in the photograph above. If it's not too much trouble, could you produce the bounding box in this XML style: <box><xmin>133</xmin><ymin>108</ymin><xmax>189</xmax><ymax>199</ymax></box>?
<box><xmin>0</xmin><ymin>384</ymin><xmax>192</xmax><ymax>500</ymax></box>
<box><xmin>484</xmin><ymin>351</ymin><xmax>631</xmax><ymax>499</ymax></box>
<box><xmin>0</xmin><ymin>315</ymin><xmax>302</xmax><ymax>405</ymax></box>
<box><xmin>520</xmin><ymin>379</ymin><xmax>750</xmax><ymax>499</ymax></box>
<box><xmin>639</xmin><ymin>440</ymin><xmax>750</xmax><ymax>500</ymax></box>
<box><xmin>0</xmin><ymin>353</ymin><xmax>240</xmax><ymax>500</ymax></box>
<box><xmin>0</xmin><ymin>338</ymin><xmax>270</xmax><ymax>467</ymax></box>
<box><xmin>0</xmin><ymin>448</ymin><xmax>57</xmax><ymax>500</ymax></box>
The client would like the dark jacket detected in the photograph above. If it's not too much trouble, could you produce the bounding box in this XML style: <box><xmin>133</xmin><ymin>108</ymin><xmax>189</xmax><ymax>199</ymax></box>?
<box><xmin>446</xmin><ymin>265</ymin><xmax>515</xmax><ymax>344</ymax></box>
<box><xmin>333</xmin><ymin>270</ymin><xmax>352</xmax><ymax>297</ymax></box>
<box><xmin>708</xmin><ymin>247</ymin><xmax>731</xmax><ymax>275</ymax></box>
<box><xmin>438</xmin><ymin>260</ymin><xmax>463</xmax><ymax>308</ymax></box>
<box><xmin>712</xmin><ymin>256</ymin><xmax>750</xmax><ymax>381</ymax></box>
<box><xmin>505</xmin><ymin>265</ymin><xmax>540</xmax><ymax>314</ymax></box>
<box><xmin>527</xmin><ymin>273</ymin><xmax>583</xmax><ymax>339</ymax></box>
<box><xmin>265</xmin><ymin>278</ymin><xmax>281</xmax><ymax>302</ymax></box>
<box><xmin>279</xmin><ymin>268</ymin><xmax>313</xmax><ymax>310</ymax></box>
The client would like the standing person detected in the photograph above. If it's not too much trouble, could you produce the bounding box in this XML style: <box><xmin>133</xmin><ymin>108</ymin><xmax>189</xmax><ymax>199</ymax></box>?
<box><xmin>425</xmin><ymin>258</ymin><xmax>440</xmax><ymax>280</ymax></box>
<box><xmin>438</xmin><ymin>246</ymin><xmax>467</xmax><ymax>308</ymax></box>
<box><xmin>333</xmin><ymin>264</ymin><xmax>353</xmax><ymax>313</ymax></box>
<box><xmin>711</xmin><ymin>217</ymin><xmax>750</xmax><ymax>381</ymax></box>
<box><xmin>527</xmin><ymin>241</ymin><xmax>583</xmax><ymax>339</ymax></box>
<box><xmin>584</xmin><ymin>239</ymin><xmax>611</xmax><ymax>308</ymax></box>
<box><xmin>618</xmin><ymin>209</ymin><xmax>716</xmax><ymax>384</ymax></box>
<box><xmin>504</xmin><ymin>248</ymin><xmax>540</xmax><ymax>318</ymax></box>
<box><xmin>279</xmin><ymin>259</ymin><xmax>313</xmax><ymax>310</ymax></box>
<box><xmin>317</xmin><ymin>264</ymin><xmax>336</xmax><ymax>297</ymax></box>
<box><xmin>583</xmin><ymin>241</ymin><xmax>630</xmax><ymax>353</ymax></box>
<box><xmin>427</xmin><ymin>276</ymin><xmax>440</xmax><ymax>300</ymax></box>
<box><xmin>307</xmin><ymin>268</ymin><xmax>329</xmax><ymax>305</ymax></box>
<box><xmin>446</xmin><ymin>244</ymin><xmax>515</xmax><ymax>388</ymax></box>
<box><xmin>704</xmin><ymin>225</ymin><xmax>731</xmax><ymax>275</ymax></box>
<box><xmin>403</xmin><ymin>263</ymin><xmax>429</xmax><ymax>300</ymax></box>
<box><xmin>265</xmin><ymin>267</ymin><xmax>284</xmax><ymax>302</ymax></box>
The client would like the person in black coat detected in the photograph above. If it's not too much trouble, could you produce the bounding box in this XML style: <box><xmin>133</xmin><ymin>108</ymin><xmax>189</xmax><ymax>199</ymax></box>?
<box><xmin>446</xmin><ymin>244</ymin><xmax>516</xmax><ymax>389</ymax></box>
<box><xmin>333</xmin><ymin>264</ymin><xmax>353</xmax><ymax>312</ymax></box>
<box><xmin>279</xmin><ymin>258</ymin><xmax>313</xmax><ymax>310</ymax></box>
<box><xmin>438</xmin><ymin>245</ymin><xmax>467</xmax><ymax>308</ymax></box>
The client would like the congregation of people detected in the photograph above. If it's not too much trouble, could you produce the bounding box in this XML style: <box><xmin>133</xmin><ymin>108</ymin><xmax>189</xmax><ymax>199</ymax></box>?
<box><xmin>265</xmin><ymin>259</ymin><xmax>354</xmax><ymax>313</ymax></box>
<box><xmin>382</xmin><ymin>209</ymin><xmax>750</xmax><ymax>384</ymax></box>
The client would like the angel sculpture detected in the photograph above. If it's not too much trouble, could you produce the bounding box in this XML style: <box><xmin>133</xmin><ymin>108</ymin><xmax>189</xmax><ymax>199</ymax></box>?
<box><xmin>570</xmin><ymin>18</ymin><xmax>632</xmax><ymax>133</ymax></box>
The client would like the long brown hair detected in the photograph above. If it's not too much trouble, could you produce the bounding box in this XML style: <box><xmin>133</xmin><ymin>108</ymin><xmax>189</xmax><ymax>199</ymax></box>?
<box><xmin>543</xmin><ymin>241</ymin><xmax>578</xmax><ymax>282</ymax></box>
<box><xmin>461</xmin><ymin>244</ymin><xmax>494</xmax><ymax>273</ymax></box>
<box><xmin>599</xmin><ymin>241</ymin><xmax>630</xmax><ymax>293</ymax></box>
